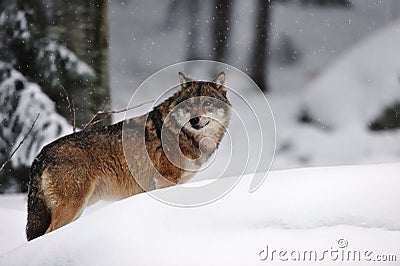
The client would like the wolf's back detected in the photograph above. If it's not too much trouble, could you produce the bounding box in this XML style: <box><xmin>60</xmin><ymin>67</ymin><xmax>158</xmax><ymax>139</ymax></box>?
<box><xmin>26</xmin><ymin>152</ymin><xmax>51</xmax><ymax>241</ymax></box>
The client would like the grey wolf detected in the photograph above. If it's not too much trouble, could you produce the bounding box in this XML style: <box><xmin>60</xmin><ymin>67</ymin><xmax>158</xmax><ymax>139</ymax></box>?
<box><xmin>26</xmin><ymin>72</ymin><xmax>231</xmax><ymax>240</ymax></box>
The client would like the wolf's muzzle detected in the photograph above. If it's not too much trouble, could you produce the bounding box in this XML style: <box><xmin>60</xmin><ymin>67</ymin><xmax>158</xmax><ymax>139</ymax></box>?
<box><xmin>189</xmin><ymin>117</ymin><xmax>209</xmax><ymax>130</ymax></box>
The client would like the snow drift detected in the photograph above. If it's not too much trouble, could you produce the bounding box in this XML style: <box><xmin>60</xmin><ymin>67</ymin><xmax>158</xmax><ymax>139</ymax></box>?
<box><xmin>1</xmin><ymin>163</ymin><xmax>399</xmax><ymax>265</ymax></box>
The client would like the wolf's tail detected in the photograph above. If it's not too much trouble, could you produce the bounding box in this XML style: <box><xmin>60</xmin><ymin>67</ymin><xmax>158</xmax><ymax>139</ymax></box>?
<box><xmin>26</xmin><ymin>154</ymin><xmax>51</xmax><ymax>241</ymax></box>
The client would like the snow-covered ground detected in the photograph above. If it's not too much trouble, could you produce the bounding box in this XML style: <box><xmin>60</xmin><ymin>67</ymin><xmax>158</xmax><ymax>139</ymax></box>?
<box><xmin>1</xmin><ymin>163</ymin><xmax>399</xmax><ymax>265</ymax></box>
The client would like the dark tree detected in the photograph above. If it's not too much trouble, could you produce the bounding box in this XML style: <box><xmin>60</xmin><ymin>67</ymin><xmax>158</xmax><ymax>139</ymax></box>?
<box><xmin>213</xmin><ymin>0</ymin><xmax>232</xmax><ymax>62</ymax></box>
<box><xmin>44</xmin><ymin>0</ymin><xmax>111</xmax><ymax>127</ymax></box>
<box><xmin>0</xmin><ymin>0</ymin><xmax>110</xmax><ymax>192</ymax></box>
<box><xmin>248</xmin><ymin>0</ymin><xmax>271</xmax><ymax>92</ymax></box>
<box><xmin>0</xmin><ymin>0</ymin><xmax>110</xmax><ymax>129</ymax></box>
<box><xmin>164</xmin><ymin>0</ymin><xmax>202</xmax><ymax>60</ymax></box>
<box><xmin>186</xmin><ymin>0</ymin><xmax>200</xmax><ymax>60</ymax></box>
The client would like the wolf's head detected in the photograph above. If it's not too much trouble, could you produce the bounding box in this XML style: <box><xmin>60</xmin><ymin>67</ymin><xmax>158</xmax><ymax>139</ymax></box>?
<box><xmin>169</xmin><ymin>72</ymin><xmax>231</xmax><ymax>148</ymax></box>
<box><xmin>145</xmin><ymin>72</ymin><xmax>232</xmax><ymax>179</ymax></box>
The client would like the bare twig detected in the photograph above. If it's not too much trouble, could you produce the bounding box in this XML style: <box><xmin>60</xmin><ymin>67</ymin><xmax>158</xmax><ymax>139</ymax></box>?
<box><xmin>61</xmin><ymin>85</ymin><xmax>76</xmax><ymax>133</ymax></box>
<box><xmin>83</xmin><ymin>100</ymin><xmax>154</xmax><ymax>131</ymax></box>
<box><xmin>100</xmin><ymin>98</ymin><xmax>108</xmax><ymax>112</ymax></box>
<box><xmin>0</xmin><ymin>114</ymin><xmax>40</xmax><ymax>173</ymax></box>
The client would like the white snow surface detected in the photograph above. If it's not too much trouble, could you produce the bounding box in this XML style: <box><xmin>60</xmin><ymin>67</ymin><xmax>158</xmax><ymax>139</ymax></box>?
<box><xmin>1</xmin><ymin>164</ymin><xmax>399</xmax><ymax>265</ymax></box>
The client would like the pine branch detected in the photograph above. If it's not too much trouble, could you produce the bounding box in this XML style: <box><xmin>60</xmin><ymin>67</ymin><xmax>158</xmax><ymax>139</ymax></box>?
<box><xmin>0</xmin><ymin>114</ymin><xmax>40</xmax><ymax>173</ymax></box>
<box><xmin>83</xmin><ymin>100</ymin><xmax>154</xmax><ymax>131</ymax></box>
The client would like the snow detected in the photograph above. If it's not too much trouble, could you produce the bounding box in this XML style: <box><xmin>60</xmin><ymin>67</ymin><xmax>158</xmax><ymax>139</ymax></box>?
<box><xmin>53</xmin><ymin>42</ymin><xmax>95</xmax><ymax>77</ymax></box>
<box><xmin>15</xmin><ymin>11</ymin><xmax>28</xmax><ymax>38</ymax></box>
<box><xmin>1</xmin><ymin>163</ymin><xmax>400</xmax><ymax>265</ymax></box>
<box><xmin>11</xmin><ymin>82</ymin><xmax>71</xmax><ymax>168</ymax></box>
<box><xmin>271</xmin><ymin>18</ymin><xmax>400</xmax><ymax>169</ymax></box>
<box><xmin>0</xmin><ymin>194</ymin><xmax>26</xmax><ymax>255</ymax></box>
<box><xmin>36</xmin><ymin>40</ymin><xmax>95</xmax><ymax>88</ymax></box>
<box><xmin>0</xmin><ymin>62</ymin><xmax>72</xmax><ymax>170</ymax></box>
<box><xmin>268</xmin><ymin>17</ymin><xmax>400</xmax><ymax>169</ymax></box>
<box><xmin>301</xmin><ymin>20</ymin><xmax>400</xmax><ymax>128</ymax></box>
<box><xmin>0</xmin><ymin>5</ymin><xmax>31</xmax><ymax>43</ymax></box>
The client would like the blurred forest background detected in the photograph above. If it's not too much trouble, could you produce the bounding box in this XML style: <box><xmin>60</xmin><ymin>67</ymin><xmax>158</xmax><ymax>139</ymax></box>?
<box><xmin>1</xmin><ymin>0</ymin><xmax>400</xmax><ymax>193</ymax></box>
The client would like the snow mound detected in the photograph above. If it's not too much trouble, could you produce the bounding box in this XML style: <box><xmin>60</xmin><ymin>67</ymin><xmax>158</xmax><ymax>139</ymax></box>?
<box><xmin>301</xmin><ymin>20</ymin><xmax>400</xmax><ymax>128</ymax></box>
<box><xmin>0</xmin><ymin>208</ymin><xmax>26</xmax><ymax>256</ymax></box>
<box><xmin>1</xmin><ymin>164</ymin><xmax>400</xmax><ymax>265</ymax></box>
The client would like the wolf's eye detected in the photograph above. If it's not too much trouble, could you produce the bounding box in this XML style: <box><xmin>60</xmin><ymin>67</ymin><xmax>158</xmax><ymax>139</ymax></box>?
<box><xmin>204</xmin><ymin>101</ymin><xmax>211</xmax><ymax>107</ymax></box>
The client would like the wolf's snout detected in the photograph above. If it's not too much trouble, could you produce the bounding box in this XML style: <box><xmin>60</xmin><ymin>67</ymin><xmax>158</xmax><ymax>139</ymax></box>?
<box><xmin>189</xmin><ymin>116</ymin><xmax>209</xmax><ymax>130</ymax></box>
<box><xmin>189</xmin><ymin>117</ymin><xmax>200</xmax><ymax>127</ymax></box>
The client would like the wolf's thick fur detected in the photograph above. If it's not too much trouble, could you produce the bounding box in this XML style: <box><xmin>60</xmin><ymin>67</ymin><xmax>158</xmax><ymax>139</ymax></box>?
<box><xmin>26</xmin><ymin>72</ymin><xmax>231</xmax><ymax>240</ymax></box>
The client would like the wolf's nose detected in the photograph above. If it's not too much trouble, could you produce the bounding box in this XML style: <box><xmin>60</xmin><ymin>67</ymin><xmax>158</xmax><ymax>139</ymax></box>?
<box><xmin>189</xmin><ymin>117</ymin><xmax>200</xmax><ymax>126</ymax></box>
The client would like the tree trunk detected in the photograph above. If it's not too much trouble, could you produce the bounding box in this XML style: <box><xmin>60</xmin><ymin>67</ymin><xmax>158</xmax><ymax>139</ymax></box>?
<box><xmin>248</xmin><ymin>0</ymin><xmax>271</xmax><ymax>92</ymax></box>
<box><xmin>213</xmin><ymin>0</ymin><xmax>232</xmax><ymax>62</ymax></box>
<box><xmin>48</xmin><ymin>0</ymin><xmax>110</xmax><ymax>128</ymax></box>
<box><xmin>186</xmin><ymin>0</ymin><xmax>200</xmax><ymax>60</ymax></box>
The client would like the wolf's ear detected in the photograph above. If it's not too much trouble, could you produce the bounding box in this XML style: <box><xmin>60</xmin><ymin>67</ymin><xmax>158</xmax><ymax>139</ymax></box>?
<box><xmin>178</xmin><ymin>72</ymin><xmax>192</xmax><ymax>90</ymax></box>
<box><xmin>212</xmin><ymin>72</ymin><xmax>226</xmax><ymax>93</ymax></box>
<box><xmin>213</xmin><ymin>72</ymin><xmax>226</xmax><ymax>85</ymax></box>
